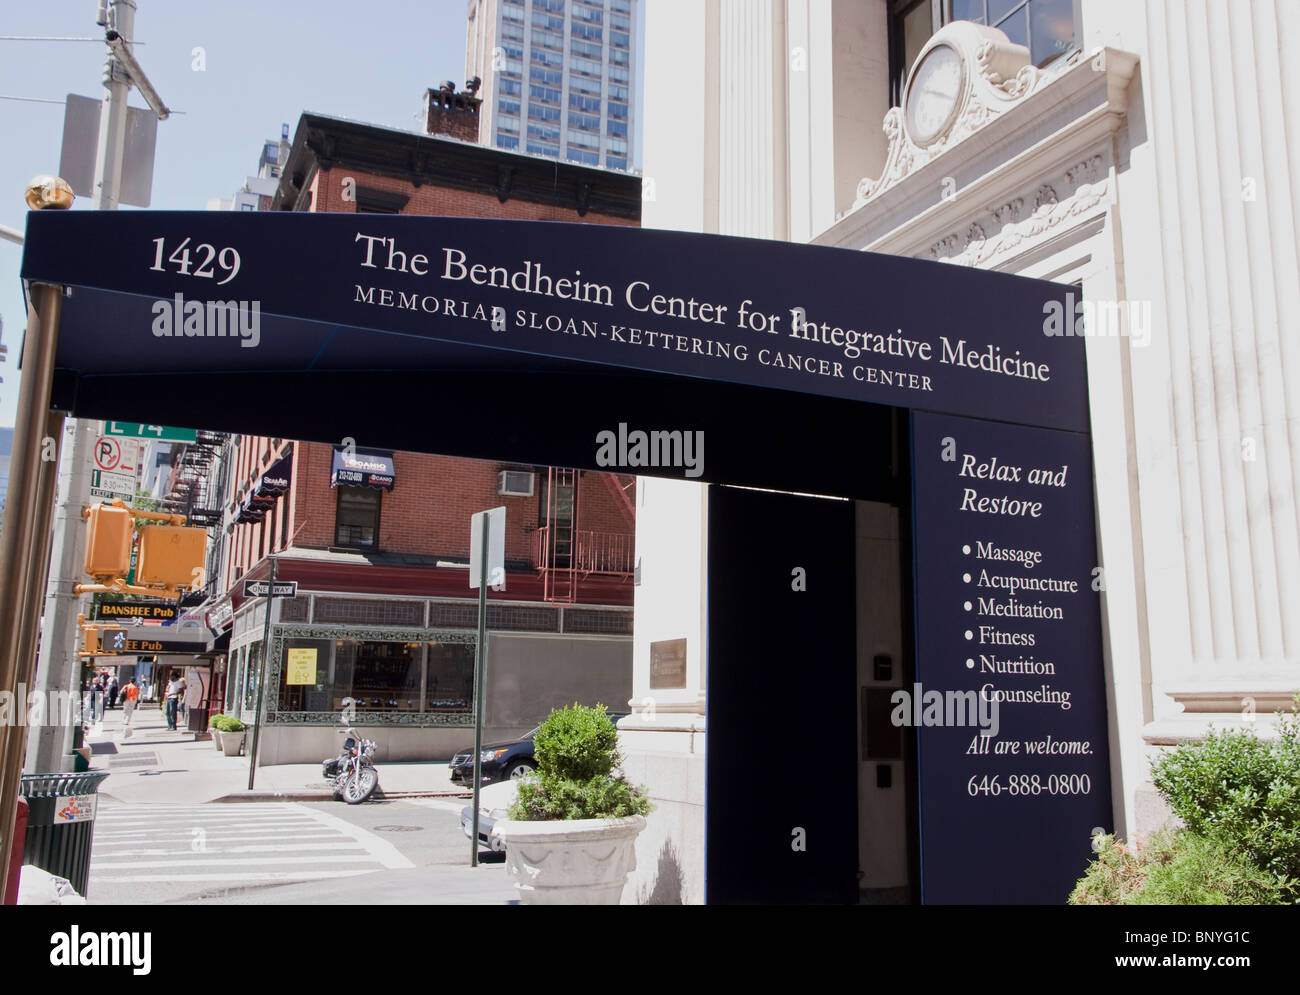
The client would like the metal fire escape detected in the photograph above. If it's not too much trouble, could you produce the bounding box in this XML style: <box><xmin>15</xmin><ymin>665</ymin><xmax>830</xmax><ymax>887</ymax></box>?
<box><xmin>159</xmin><ymin>430</ymin><xmax>228</xmax><ymax>524</ymax></box>
<box><xmin>539</xmin><ymin>467</ymin><xmax>578</xmax><ymax>602</ymax></box>
<box><xmin>535</xmin><ymin>467</ymin><xmax>636</xmax><ymax>603</ymax></box>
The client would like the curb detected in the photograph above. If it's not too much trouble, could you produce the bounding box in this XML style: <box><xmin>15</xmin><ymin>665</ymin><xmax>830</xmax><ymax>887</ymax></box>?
<box><xmin>210</xmin><ymin>789</ymin><xmax>473</xmax><ymax>803</ymax></box>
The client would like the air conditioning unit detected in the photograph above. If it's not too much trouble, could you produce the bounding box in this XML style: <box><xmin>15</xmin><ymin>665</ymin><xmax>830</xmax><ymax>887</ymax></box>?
<box><xmin>498</xmin><ymin>470</ymin><xmax>535</xmax><ymax>497</ymax></box>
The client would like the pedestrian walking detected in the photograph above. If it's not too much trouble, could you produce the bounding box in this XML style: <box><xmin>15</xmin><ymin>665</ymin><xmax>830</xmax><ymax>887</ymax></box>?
<box><xmin>164</xmin><ymin>673</ymin><xmax>180</xmax><ymax>730</ymax></box>
<box><xmin>177</xmin><ymin>672</ymin><xmax>188</xmax><ymax>727</ymax></box>
<box><xmin>108</xmin><ymin>675</ymin><xmax>119</xmax><ymax>710</ymax></box>
<box><xmin>121</xmin><ymin>677</ymin><xmax>139</xmax><ymax>735</ymax></box>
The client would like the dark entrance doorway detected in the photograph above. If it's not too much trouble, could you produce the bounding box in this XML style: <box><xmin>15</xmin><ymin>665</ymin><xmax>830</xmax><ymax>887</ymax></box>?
<box><xmin>705</xmin><ymin>485</ymin><xmax>858</xmax><ymax>904</ymax></box>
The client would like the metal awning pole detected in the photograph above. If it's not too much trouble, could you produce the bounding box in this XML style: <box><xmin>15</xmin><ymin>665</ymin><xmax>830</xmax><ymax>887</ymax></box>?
<box><xmin>0</xmin><ymin>282</ymin><xmax>66</xmax><ymax>902</ymax></box>
<box><xmin>15</xmin><ymin>410</ymin><xmax>67</xmax><ymax>701</ymax></box>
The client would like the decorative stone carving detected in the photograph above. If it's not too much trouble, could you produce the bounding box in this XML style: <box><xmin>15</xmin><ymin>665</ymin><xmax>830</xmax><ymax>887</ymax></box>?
<box><xmin>854</xmin><ymin>22</ymin><xmax>1053</xmax><ymax>207</ymax></box>
<box><xmin>936</xmin><ymin>177</ymin><xmax>1109</xmax><ymax>267</ymax></box>
<box><xmin>991</xmin><ymin>197</ymin><xmax>1024</xmax><ymax>225</ymax></box>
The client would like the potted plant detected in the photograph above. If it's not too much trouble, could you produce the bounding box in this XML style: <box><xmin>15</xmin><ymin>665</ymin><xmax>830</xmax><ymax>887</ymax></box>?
<box><xmin>213</xmin><ymin>715</ymin><xmax>247</xmax><ymax>757</ymax></box>
<box><xmin>208</xmin><ymin>713</ymin><xmax>226</xmax><ymax>751</ymax></box>
<box><xmin>492</xmin><ymin>703</ymin><xmax>651</xmax><ymax>905</ymax></box>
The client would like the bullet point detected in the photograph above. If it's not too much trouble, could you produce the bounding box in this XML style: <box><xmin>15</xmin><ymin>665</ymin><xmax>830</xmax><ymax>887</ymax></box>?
<box><xmin>965</xmin><ymin>659</ymin><xmax>974</xmax><ymax>669</ymax></box>
<box><xmin>964</xmin><ymin>630</ymin><xmax>973</xmax><ymax>640</ymax></box>
<box><xmin>962</xmin><ymin>545</ymin><xmax>971</xmax><ymax>555</ymax></box>
<box><xmin>963</xmin><ymin>573</ymin><xmax>971</xmax><ymax>583</ymax></box>
<box><xmin>963</xmin><ymin>601</ymin><xmax>972</xmax><ymax>611</ymax></box>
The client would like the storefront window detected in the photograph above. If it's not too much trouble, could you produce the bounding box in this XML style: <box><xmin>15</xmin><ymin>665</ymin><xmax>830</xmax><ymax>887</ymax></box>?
<box><xmin>425</xmin><ymin>641</ymin><xmax>474</xmax><ymax>712</ymax></box>
<box><xmin>243</xmin><ymin>643</ymin><xmax>261</xmax><ymax>711</ymax></box>
<box><xmin>278</xmin><ymin>638</ymin><xmax>336</xmax><ymax>713</ymax></box>
<box><xmin>272</xmin><ymin>635</ymin><xmax>476</xmax><ymax>717</ymax></box>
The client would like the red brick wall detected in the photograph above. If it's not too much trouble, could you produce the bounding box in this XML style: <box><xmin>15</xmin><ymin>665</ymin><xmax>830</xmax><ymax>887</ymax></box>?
<box><xmin>221</xmin><ymin>438</ymin><xmax>635</xmax><ymax>568</ymax></box>
<box><xmin>313</xmin><ymin>166</ymin><xmax>636</xmax><ymax>227</ymax></box>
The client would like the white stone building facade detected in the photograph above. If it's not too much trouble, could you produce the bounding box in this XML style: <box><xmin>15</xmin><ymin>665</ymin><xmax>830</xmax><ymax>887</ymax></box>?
<box><xmin>622</xmin><ymin>0</ymin><xmax>1300</xmax><ymax>903</ymax></box>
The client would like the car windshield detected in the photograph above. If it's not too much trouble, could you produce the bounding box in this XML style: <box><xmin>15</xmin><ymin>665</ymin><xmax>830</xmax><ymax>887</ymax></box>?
<box><xmin>524</xmin><ymin>727</ymin><xmax>540</xmax><ymax>740</ymax></box>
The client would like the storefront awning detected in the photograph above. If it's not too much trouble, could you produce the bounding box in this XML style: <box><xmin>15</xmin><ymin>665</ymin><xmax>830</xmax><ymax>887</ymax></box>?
<box><xmin>331</xmin><ymin>447</ymin><xmax>395</xmax><ymax>490</ymax></box>
<box><xmin>236</xmin><ymin>452</ymin><xmax>292</xmax><ymax>523</ymax></box>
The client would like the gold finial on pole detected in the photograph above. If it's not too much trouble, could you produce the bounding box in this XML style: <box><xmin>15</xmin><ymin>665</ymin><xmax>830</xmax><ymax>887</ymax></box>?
<box><xmin>25</xmin><ymin>175</ymin><xmax>75</xmax><ymax>211</ymax></box>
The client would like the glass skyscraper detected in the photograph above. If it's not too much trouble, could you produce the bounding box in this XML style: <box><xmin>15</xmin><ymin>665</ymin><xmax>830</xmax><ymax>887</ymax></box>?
<box><xmin>466</xmin><ymin>0</ymin><xmax>637</xmax><ymax>171</ymax></box>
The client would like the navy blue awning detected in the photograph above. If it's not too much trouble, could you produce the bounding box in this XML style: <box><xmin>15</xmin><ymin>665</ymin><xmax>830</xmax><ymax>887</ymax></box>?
<box><xmin>18</xmin><ymin>210</ymin><xmax>1090</xmax><ymax>435</ymax></box>
<box><xmin>237</xmin><ymin>452</ymin><xmax>292</xmax><ymax>522</ymax></box>
<box><xmin>331</xmin><ymin>447</ymin><xmax>395</xmax><ymax>490</ymax></box>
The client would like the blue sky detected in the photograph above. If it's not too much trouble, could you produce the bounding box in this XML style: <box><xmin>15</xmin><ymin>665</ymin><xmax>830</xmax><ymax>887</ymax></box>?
<box><xmin>0</xmin><ymin>0</ymin><xmax>471</xmax><ymax>427</ymax></box>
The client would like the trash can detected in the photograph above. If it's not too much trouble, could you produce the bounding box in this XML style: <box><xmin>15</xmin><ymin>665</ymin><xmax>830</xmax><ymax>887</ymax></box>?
<box><xmin>187</xmin><ymin>705</ymin><xmax>209</xmax><ymax>734</ymax></box>
<box><xmin>18</xmin><ymin>771</ymin><xmax>110</xmax><ymax>899</ymax></box>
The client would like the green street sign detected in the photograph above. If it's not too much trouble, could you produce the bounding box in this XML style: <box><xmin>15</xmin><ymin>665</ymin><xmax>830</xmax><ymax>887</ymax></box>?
<box><xmin>104</xmin><ymin>422</ymin><xmax>197</xmax><ymax>443</ymax></box>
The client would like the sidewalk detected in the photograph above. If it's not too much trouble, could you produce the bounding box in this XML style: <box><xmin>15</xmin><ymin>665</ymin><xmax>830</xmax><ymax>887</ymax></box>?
<box><xmin>85</xmin><ymin>705</ymin><xmax>472</xmax><ymax>805</ymax></box>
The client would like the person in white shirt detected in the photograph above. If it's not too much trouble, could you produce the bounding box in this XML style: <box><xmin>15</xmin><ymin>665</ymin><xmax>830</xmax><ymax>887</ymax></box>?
<box><xmin>165</xmin><ymin>675</ymin><xmax>180</xmax><ymax>730</ymax></box>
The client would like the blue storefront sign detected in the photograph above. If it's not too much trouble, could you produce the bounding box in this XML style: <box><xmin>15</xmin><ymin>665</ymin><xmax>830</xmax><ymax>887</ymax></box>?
<box><xmin>910</xmin><ymin>411</ymin><xmax>1112</xmax><ymax>903</ymax></box>
<box><xmin>21</xmin><ymin>211</ymin><xmax>1089</xmax><ymax>433</ymax></box>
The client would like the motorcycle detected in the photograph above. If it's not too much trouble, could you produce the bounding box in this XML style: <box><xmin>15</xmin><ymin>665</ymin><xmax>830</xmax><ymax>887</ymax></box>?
<box><xmin>323</xmin><ymin>727</ymin><xmax>380</xmax><ymax>804</ymax></box>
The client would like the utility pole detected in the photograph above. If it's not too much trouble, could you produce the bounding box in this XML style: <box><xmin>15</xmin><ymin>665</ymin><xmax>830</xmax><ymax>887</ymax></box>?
<box><xmin>26</xmin><ymin>0</ymin><xmax>169</xmax><ymax>774</ymax></box>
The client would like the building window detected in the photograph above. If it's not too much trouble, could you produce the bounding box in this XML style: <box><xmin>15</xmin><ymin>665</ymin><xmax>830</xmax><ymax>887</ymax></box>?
<box><xmin>956</xmin><ymin>0</ymin><xmax>1078</xmax><ymax>67</ymax></box>
<box><xmin>335</xmin><ymin>485</ymin><xmax>380</xmax><ymax>549</ymax></box>
<box><xmin>891</xmin><ymin>0</ymin><xmax>1079</xmax><ymax>105</ymax></box>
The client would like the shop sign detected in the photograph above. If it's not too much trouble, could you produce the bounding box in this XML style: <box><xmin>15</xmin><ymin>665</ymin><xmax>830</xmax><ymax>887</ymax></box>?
<box><xmin>97</xmin><ymin>599</ymin><xmax>177</xmax><ymax>621</ymax></box>
<box><xmin>286</xmin><ymin>648</ymin><xmax>318</xmax><ymax>685</ymax></box>
<box><xmin>909</xmin><ymin>411</ymin><xmax>1112</xmax><ymax>903</ymax></box>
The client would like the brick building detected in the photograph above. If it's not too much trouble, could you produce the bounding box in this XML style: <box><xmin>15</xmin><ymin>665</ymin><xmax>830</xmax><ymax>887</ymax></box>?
<box><xmin>192</xmin><ymin>85</ymin><xmax>642</xmax><ymax>764</ymax></box>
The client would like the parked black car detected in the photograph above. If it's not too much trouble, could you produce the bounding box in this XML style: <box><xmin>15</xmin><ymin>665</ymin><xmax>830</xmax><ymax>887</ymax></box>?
<box><xmin>449</xmin><ymin>713</ymin><xmax>627</xmax><ymax>786</ymax></box>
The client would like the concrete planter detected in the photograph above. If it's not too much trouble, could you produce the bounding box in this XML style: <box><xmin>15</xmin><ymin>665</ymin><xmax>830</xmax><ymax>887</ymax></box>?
<box><xmin>211</xmin><ymin>730</ymin><xmax>224</xmax><ymax>751</ymax></box>
<box><xmin>220</xmin><ymin>731</ymin><xmax>246</xmax><ymax>757</ymax></box>
<box><xmin>494</xmin><ymin>815</ymin><xmax>646</xmax><ymax>905</ymax></box>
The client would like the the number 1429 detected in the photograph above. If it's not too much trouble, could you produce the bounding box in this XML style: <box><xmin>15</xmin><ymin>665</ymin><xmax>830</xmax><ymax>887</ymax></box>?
<box><xmin>150</xmin><ymin>237</ymin><xmax>241</xmax><ymax>285</ymax></box>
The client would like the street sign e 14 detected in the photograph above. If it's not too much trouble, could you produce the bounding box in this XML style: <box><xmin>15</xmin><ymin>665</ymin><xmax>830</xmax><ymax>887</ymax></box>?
<box><xmin>104</xmin><ymin>422</ymin><xmax>197</xmax><ymax>444</ymax></box>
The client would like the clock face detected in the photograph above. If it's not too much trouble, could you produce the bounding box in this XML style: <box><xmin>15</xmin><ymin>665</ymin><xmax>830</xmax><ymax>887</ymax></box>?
<box><xmin>905</xmin><ymin>43</ymin><xmax>965</xmax><ymax>147</ymax></box>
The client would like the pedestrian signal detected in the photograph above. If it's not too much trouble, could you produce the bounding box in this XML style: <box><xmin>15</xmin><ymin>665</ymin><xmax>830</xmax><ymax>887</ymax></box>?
<box><xmin>83</xmin><ymin>504</ymin><xmax>134</xmax><ymax>578</ymax></box>
<box><xmin>135</xmin><ymin>525</ymin><xmax>206</xmax><ymax>589</ymax></box>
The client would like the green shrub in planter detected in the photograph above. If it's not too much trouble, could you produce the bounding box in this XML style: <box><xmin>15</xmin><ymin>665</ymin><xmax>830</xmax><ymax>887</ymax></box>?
<box><xmin>1069</xmin><ymin>830</ymin><xmax>1286</xmax><ymax>906</ymax></box>
<box><xmin>1150</xmin><ymin>694</ymin><xmax>1300</xmax><ymax>896</ymax></box>
<box><xmin>210</xmin><ymin>715</ymin><xmax>246</xmax><ymax>733</ymax></box>
<box><xmin>508</xmin><ymin>703</ymin><xmax>651</xmax><ymax>821</ymax></box>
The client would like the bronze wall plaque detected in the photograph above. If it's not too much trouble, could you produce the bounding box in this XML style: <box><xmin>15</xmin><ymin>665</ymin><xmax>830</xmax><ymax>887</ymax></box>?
<box><xmin>650</xmin><ymin>638</ymin><xmax>687</xmax><ymax>690</ymax></box>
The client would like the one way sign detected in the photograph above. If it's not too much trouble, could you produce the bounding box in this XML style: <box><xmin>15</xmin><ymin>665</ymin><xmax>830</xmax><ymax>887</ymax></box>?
<box><xmin>242</xmin><ymin>579</ymin><xmax>298</xmax><ymax>598</ymax></box>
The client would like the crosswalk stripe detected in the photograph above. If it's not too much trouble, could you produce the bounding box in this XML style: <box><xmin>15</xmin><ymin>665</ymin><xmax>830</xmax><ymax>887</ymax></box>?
<box><xmin>92</xmin><ymin>843</ymin><xmax>372</xmax><ymax>856</ymax></box>
<box><xmin>91</xmin><ymin>854</ymin><xmax>384</xmax><ymax>869</ymax></box>
<box><xmin>89</xmin><ymin>870</ymin><xmax>373</xmax><ymax>884</ymax></box>
<box><xmin>95</xmin><ymin>832</ymin><xmax>340</xmax><ymax>837</ymax></box>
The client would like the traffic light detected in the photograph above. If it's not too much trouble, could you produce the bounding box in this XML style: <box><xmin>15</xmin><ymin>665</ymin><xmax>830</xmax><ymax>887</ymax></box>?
<box><xmin>83</xmin><ymin>503</ymin><xmax>134</xmax><ymax>578</ymax></box>
<box><xmin>135</xmin><ymin>525</ymin><xmax>206</xmax><ymax>589</ymax></box>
